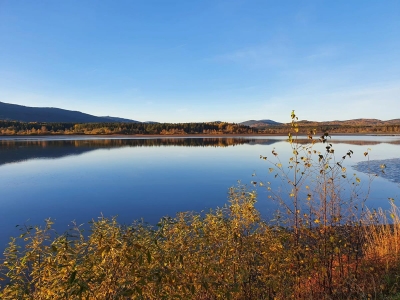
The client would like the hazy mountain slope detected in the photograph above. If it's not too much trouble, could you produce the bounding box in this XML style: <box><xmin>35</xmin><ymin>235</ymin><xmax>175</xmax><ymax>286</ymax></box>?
<box><xmin>0</xmin><ymin>102</ymin><xmax>137</xmax><ymax>123</ymax></box>
<box><xmin>100</xmin><ymin>116</ymin><xmax>139</xmax><ymax>123</ymax></box>
<box><xmin>297</xmin><ymin>118</ymin><xmax>400</xmax><ymax>126</ymax></box>
<box><xmin>240</xmin><ymin>119</ymin><xmax>283</xmax><ymax>127</ymax></box>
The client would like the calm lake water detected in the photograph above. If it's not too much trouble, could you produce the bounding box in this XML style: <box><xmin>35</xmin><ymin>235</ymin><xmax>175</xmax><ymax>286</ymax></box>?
<box><xmin>1</xmin><ymin>135</ymin><xmax>400</xmax><ymax>252</ymax></box>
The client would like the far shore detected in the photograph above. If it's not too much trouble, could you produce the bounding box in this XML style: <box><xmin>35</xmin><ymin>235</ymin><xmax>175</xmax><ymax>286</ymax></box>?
<box><xmin>0</xmin><ymin>132</ymin><xmax>400</xmax><ymax>141</ymax></box>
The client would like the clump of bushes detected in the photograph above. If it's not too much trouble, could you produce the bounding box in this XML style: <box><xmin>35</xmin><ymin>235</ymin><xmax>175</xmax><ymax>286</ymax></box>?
<box><xmin>1</xmin><ymin>111</ymin><xmax>400</xmax><ymax>299</ymax></box>
<box><xmin>0</xmin><ymin>186</ymin><xmax>291</xmax><ymax>299</ymax></box>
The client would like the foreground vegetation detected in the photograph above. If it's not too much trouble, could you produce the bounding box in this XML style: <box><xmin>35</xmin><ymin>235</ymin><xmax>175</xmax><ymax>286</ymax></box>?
<box><xmin>1</xmin><ymin>112</ymin><xmax>400</xmax><ymax>299</ymax></box>
<box><xmin>1</xmin><ymin>189</ymin><xmax>400</xmax><ymax>299</ymax></box>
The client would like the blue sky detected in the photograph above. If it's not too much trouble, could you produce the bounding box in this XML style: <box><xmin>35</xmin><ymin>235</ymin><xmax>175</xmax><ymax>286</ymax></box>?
<box><xmin>0</xmin><ymin>0</ymin><xmax>399</xmax><ymax>123</ymax></box>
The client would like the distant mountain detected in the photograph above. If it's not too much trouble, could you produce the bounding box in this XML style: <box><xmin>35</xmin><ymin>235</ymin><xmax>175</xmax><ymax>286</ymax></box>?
<box><xmin>240</xmin><ymin>119</ymin><xmax>283</xmax><ymax>127</ymax></box>
<box><xmin>100</xmin><ymin>116</ymin><xmax>139</xmax><ymax>123</ymax></box>
<box><xmin>297</xmin><ymin>118</ymin><xmax>400</xmax><ymax>126</ymax></box>
<box><xmin>0</xmin><ymin>101</ymin><xmax>138</xmax><ymax>123</ymax></box>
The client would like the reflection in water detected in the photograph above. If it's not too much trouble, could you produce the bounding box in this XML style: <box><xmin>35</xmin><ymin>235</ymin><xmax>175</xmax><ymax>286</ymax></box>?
<box><xmin>328</xmin><ymin>140</ymin><xmax>400</xmax><ymax>146</ymax></box>
<box><xmin>0</xmin><ymin>138</ymin><xmax>280</xmax><ymax>167</ymax></box>
<box><xmin>0</xmin><ymin>137</ymin><xmax>274</xmax><ymax>148</ymax></box>
<box><xmin>1</xmin><ymin>137</ymin><xmax>400</xmax><ymax>167</ymax></box>
<box><xmin>281</xmin><ymin>138</ymin><xmax>400</xmax><ymax>146</ymax></box>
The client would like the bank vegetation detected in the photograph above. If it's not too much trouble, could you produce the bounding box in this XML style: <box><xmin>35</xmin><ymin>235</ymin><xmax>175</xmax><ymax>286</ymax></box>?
<box><xmin>0</xmin><ymin>121</ymin><xmax>257</xmax><ymax>136</ymax></box>
<box><xmin>1</xmin><ymin>119</ymin><xmax>400</xmax><ymax>136</ymax></box>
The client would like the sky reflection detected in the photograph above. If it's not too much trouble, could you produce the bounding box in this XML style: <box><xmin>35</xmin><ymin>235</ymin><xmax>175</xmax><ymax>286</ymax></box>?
<box><xmin>0</xmin><ymin>136</ymin><xmax>399</xmax><ymax>254</ymax></box>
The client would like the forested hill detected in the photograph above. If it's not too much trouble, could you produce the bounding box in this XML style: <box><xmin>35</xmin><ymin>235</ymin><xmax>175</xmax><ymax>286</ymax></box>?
<box><xmin>0</xmin><ymin>101</ymin><xmax>138</xmax><ymax>123</ymax></box>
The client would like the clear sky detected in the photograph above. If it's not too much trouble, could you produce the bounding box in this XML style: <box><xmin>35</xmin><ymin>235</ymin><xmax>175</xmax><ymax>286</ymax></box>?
<box><xmin>0</xmin><ymin>1</ymin><xmax>399</xmax><ymax>123</ymax></box>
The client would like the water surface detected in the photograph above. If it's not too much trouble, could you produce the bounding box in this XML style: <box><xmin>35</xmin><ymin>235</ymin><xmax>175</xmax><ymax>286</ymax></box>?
<box><xmin>1</xmin><ymin>135</ymin><xmax>399</xmax><ymax>253</ymax></box>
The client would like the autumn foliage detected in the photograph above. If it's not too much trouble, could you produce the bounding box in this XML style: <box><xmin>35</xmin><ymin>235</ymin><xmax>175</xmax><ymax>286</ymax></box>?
<box><xmin>1</xmin><ymin>112</ymin><xmax>400</xmax><ymax>299</ymax></box>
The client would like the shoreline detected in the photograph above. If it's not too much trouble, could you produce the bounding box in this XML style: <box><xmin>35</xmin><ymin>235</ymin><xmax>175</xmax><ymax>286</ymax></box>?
<box><xmin>0</xmin><ymin>132</ymin><xmax>400</xmax><ymax>141</ymax></box>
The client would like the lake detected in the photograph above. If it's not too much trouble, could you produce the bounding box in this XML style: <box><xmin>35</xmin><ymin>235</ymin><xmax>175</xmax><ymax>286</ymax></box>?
<box><xmin>1</xmin><ymin>135</ymin><xmax>400</xmax><ymax>253</ymax></box>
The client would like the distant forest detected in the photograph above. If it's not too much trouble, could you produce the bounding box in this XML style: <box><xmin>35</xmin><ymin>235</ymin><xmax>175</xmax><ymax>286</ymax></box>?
<box><xmin>0</xmin><ymin>120</ymin><xmax>399</xmax><ymax>136</ymax></box>
<box><xmin>260</xmin><ymin>123</ymin><xmax>400</xmax><ymax>134</ymax></box>
<box><xmin>0</xmin><ymin>121</ymin><xmax>257</xmax><ymax>135</ymax></box>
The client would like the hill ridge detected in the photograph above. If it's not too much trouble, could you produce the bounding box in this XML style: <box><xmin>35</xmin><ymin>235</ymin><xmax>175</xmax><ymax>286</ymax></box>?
<box><xmin>0</xmin><ymin>101</ymin><xmax>138</xmax><ymax>123</ymax></box>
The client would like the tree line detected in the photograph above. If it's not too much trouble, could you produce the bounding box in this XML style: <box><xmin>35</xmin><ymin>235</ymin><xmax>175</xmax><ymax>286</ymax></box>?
<box><xmin>0</xmin><ymin>121</ymin><xmax>257</xmax><ymax>135</ymax></box>
<box><xmin>1</xmin><ymin>120</ymin><xmax>400</xmax><ymax>135</ymax></box>
<box><xmin>260</xmin><ymin>124</ymin><xmax>400</xmax><ymax>134</ymax></box>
